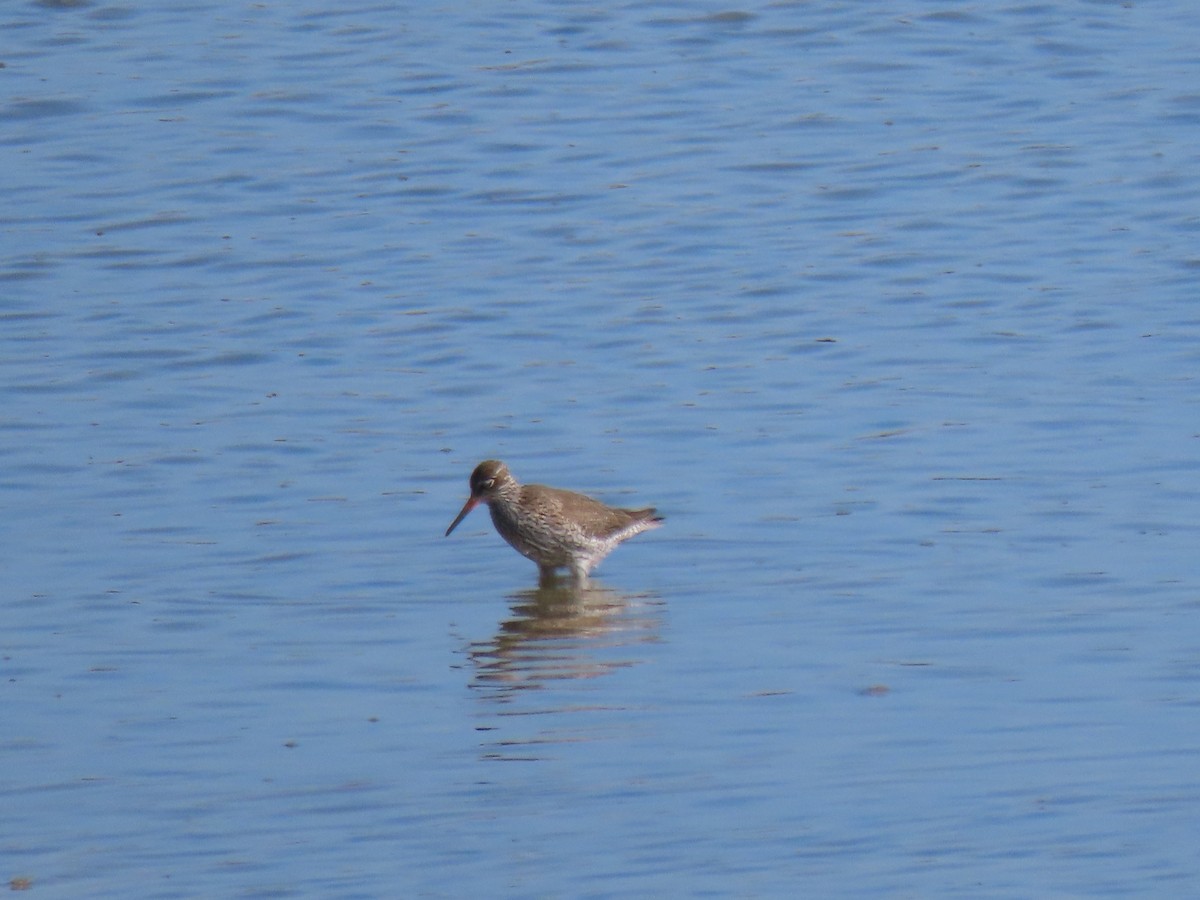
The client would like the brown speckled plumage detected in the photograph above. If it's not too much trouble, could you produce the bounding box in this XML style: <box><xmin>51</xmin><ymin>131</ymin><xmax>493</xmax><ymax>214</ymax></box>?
<box><xmin>445</xmin><ymin>460</ymin><xmax>662</xmax><ymax>583</ymax></box>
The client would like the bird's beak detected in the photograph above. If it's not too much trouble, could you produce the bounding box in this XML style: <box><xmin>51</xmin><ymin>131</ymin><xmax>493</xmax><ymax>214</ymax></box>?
<box><xmin>445</xmin><ymin>496</ymin><xmax>480</xmax><ymax>536</ymax></box>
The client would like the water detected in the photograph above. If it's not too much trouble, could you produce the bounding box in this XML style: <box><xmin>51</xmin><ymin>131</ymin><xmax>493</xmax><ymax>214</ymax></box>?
<box><xmin>4</xmin><ymin>1</ymin><xmax>1200</xmax><ymax>896</ymax></box>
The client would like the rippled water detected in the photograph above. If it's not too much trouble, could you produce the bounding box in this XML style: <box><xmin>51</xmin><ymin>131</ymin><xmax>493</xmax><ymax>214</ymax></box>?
<box><xmin>5</xmin><ymin>1</ymin><xmax>1200</xmax><ymax>896</ymax></box>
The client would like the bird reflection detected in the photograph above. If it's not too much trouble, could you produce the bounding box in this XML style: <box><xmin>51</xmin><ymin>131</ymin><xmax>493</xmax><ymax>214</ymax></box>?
<box><xmin>467</xmin><ymin>579</ymin><xmax>663</xmax><ymax>697</ymax></box>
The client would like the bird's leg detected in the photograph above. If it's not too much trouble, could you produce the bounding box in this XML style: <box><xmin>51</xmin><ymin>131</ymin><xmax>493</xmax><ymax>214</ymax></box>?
<box><xmin>568</xmin><ymin>562</ymin><xmax>590</xmax><ymax>587</ymax></box>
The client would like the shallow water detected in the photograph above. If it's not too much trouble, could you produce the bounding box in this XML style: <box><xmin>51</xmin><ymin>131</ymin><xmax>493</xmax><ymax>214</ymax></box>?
<box><xmin>4</xmin><ymin>1</ymin><xmax>1200</xmax><ymax>896</ymax></box>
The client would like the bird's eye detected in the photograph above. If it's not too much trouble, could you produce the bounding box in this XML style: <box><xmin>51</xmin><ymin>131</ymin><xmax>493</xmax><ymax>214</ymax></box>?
<box><xmin>481</xmin><ymin>478</ymin><xmax>495</xmax><ymax>490</ymax></box>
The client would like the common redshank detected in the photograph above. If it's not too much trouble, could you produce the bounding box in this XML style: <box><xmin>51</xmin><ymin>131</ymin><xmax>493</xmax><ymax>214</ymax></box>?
<box><xmin>445</xmin><ymin>460</ymin><xmax>663</xmax><ymax>583</ymax></box>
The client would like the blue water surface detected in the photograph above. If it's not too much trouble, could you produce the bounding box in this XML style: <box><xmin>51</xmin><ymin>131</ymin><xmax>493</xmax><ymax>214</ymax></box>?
<box><xmin>3</xmin><ymin>1</ymin><xmax>1200</xmax><ymax>896</ymax></box>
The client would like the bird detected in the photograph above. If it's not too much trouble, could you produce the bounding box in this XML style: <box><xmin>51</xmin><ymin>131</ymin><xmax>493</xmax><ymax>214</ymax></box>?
<box><xmin>445</xmin><ymin>460</ymin><xmax>662</xmax><ymax>584</ymax></box>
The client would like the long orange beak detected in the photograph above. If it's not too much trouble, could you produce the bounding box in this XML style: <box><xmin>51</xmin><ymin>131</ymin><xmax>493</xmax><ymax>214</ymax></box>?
<box><xmin>445</xmin><ymin>496</ymin><xmax>480</xmax><ymax>536</ymax></box>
